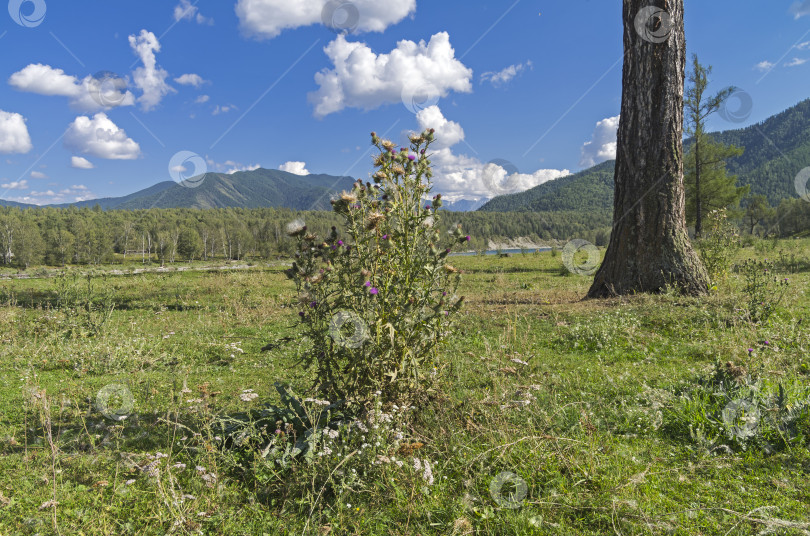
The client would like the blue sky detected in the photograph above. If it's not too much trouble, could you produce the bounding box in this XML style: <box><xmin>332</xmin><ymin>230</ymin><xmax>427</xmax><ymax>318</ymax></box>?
<box><xmin>0</xmin><ymin>0</ymin><xmax>808</xmax><ymax>205</ymax></box>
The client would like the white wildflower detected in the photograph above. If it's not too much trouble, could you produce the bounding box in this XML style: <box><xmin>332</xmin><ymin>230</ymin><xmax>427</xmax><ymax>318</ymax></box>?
<box><xmin>286</xmin><ymin>219</ymin><xmax>307</xmax><ymax>237</ymax></box>
<box><xmin>239</xmin><ymin>391</ymin><xmax>259</xmax><ymax>402</ymax></box>
<box><xmin>422</xmin><ymin>459</ymin><xmax>434</xmax><ymax>486</ymax></box>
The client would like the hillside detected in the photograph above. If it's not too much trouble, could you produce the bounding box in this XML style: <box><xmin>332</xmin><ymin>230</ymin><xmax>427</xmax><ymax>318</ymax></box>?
<box><xmin>48</xmin><ymin>169</ymin><xmax>357</xmax><ymax>211</ymax></box>
<box><xmin>481</xmin><ymin>98</ymin><xmax>810</xmax><ymax>212</ymax></box>
<box><xmin>479</xmin><ymin>160</ymin><xmax>615</xmax><ymax>212</ymax></box>
<box><xmin>0</xmin><ymin>199</ymin><xmax>34</xmax><ymax>208</ymax></box>
<box><xmin>706</xmin><ymin>98</ymin><xmax>810</xmax><ymax>203</ymax></box>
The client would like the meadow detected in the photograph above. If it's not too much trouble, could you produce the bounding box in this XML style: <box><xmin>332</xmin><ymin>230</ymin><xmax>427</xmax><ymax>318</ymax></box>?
<box><xmin>0</xmin><ymin>238</ymin><xmax>809</xmax><ymax>535</ymax></box>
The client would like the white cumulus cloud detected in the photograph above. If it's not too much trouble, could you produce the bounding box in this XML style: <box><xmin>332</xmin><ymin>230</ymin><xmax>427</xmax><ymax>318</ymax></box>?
<box><xmin>785</xmin><ymin>57</ymin><xmax>808</xmax><ymax>67</ymax></box>
<box><xmin>174</xmin><ymin>0</ymin><xmax>213</xmax><ymax>24</ymax></box>
<box><xmin>226</xmin><ymin>163</ymin><xmax>261</xmax><ymax>174</ymax></box>
<box><xmin>8</xmin><ymin>184</ymin><xmax>96</xmax><ymax>205</ymax></box>
<box><xmin>64</xmin><ymin>113</ymin><xmax>141</xmax><ymax>160</ymax></box>
<box><xmin>205</xmin><ymin>157</ymin><xmax>260</xmax><ymax>174</ymax></box>
<box><xmin>399</xmin><ymin>106</ymin><xmax>569</xmax><ymax>200</ymax></box>
<box><xmin>0</xmin><ymin>110</ymin><xmax>33</xmax><ymax>154</ymax></box>
<box><xmin>8</xmin><ymin>64</ymin><xmax>135</xmax><ymax>111</ymax></box>
<box><xmin>309</xmin><ymin>32</ymin><xmax>473</xmax><ymax>118</ymax></box>
<box><xmin>236</xmin><ymin>0</ymin><xmax>415</xmax><ymax>39</ymax></box>
<box><xmin>480</xmin><ymin>61</ymin><xmax>532</xmax><ymax>86</ymax></box>
<box><xmin>175</xmin><ymin>73</ymin><xmax>207</xmax><ymax>87</ymax></box>
<box><xmin>1</xmin><ymin>179</ymin><xmax>28</xmax><ymax>190</ymax></box>
<box><xmin>212</xmin><ymin>104</ymin><xmax>237</xmax><ymax>115</ymax></box>
<box><xmin>580</xmin><ymin>115</ymin><xmax>619</xmax><ymax>168</ymax></box>
<box><xmin>790</xmin><ymin>1</ymin><xmax>810</xmax><ymax>18</ymax></box>
<box><xmin>755</xmin><ymin>60</ymin><xmax>775</xmax><ymax>72</ymax></box>
<box><xmin>71</xmin><ymin>156</ymin><xmax>94</xmax><ymax>169</ymax></box>
<box><xmin>129</xmin><ymin>30</ymin><xmax>176</xmax><ymax>111</ymax></box>
<box><xmin>415</xmin><ymin>105</ymin><xmax>464</xmax><ymax>149</ymax></box>
<box><xmin>195</xmin><ymin>95</ymin><xmax>210</xmax><ymax>104</ymax></box>
<box><xmin>279</xmin><ymin>161</ymin><xmax>310</xmax><ymax>175</ymax></box>
<box><xmin>429</xmin><ymin>147</ymin><xmax>570</xmax><ymax>201</ymax></box>
<box><xmin>30</xmin><ymin>171</ymin><xmax>47</xmax><ymax>179</ymax></box>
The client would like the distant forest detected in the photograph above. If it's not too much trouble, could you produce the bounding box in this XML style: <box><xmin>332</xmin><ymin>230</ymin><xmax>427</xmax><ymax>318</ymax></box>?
<box><xmin>0</xmin><ymin>199</ymin><xmax>807</xmax><ymax>269</ymax></box>
<box><xmin>0</xmin><ymin>205</ymin><xmax>613</xmax><ymax>269</ymax></box>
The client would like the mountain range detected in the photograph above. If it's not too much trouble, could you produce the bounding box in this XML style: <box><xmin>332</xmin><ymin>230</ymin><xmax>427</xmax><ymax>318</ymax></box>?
<box><xmin>2</xmin><ymin>98</ymin><xmax>808</xmax><ymax>213</ymax></box>
<box><xmin>1</xmin><ymin>169</ymin><xmax>356</xmax><ymax>211</ymax></box>
<box><xmin>480</xmin><ymin>98</ymin><xmax>810</xmax><ymax>213</ymax></box>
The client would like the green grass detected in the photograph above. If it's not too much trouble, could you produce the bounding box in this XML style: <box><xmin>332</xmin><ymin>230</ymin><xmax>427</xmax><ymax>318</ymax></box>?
<box><xmin>1</xmin><ymin>240</ymin><xmax>810</xmax><ymax>535</ymax></box>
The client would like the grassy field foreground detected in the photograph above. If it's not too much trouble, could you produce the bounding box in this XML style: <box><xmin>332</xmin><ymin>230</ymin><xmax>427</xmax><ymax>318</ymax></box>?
<box><xmin>0</xmin><ymin>239</ymin><xmax>809</xmax><ymax>535</ymax></box>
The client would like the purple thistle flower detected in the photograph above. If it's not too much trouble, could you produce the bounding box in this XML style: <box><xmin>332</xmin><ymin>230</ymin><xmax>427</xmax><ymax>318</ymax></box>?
<box><xmin>299</xmin><ymin>311</ymin><xmax>305</xmax><ymax>317</ymax></box>
<box><xmin>332</xmin><ymin>245</ymin><xmax>337</xmax><ymax>250</ymax></box>
<box><xmin>442</xmin><ymin>292</ymin><xmax>447</xmax><ymax>296</ymax></box>
<box><xmin>364</xmin><ymin>281</ymin><xmax>371</xmax><ymax>287</ymax></box>
<box><xmin>408</xmin><ymin>154</ymin><xmax>416</xmax><ymax>161</ymax></box>
<box><xmin>337</xmin><ymin>240</ymin><xmax>343</xmax><ymax>246</ymax></box>
<box><xmin>369</xmin><ymin>287</ymin><xmax>379</xmax><ymax>295</ymax></box>
<box><xmin>764</xmin><ymin>340</ymin><xmax>770</xmax><ymax>345</ymax></box>
<box><xmin>309</xmin><ymin>301</ymin><xmax>317</xmax><ymax>308</ymax></box>
<box><xmin>748</xmin><ymin>348</ymin><xmax>754</xmax><ymax>353</ymax></box>
<box><xmin>382</xmin><ymin>234</ymin><xmax>389</xmax><ymax>240</ymax></box>
<box><xmin>465</xmin><ymin>235</ymin><xmax>471</xmax><ymax>241</ymax></box>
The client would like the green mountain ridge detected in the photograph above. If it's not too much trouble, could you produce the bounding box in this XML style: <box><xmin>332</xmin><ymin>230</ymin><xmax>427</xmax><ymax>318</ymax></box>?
<box><xmin>479</xmin><ymin>161</ymin><xmax>615</xmax><ymax>213</ymax></box>
<box><xmin>480</xmin><ymin>98</ymin><xmax>810</xmax><ymax>212</ymax></box>
<box><xmin>1</xmin><ymin>169</ymin><xmax>357</xmax><ymax>211</ymax></box>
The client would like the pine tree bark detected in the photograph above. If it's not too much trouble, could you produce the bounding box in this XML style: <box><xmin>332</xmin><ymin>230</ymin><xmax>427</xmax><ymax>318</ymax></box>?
<box><xmin>587</xmin><ymin>0</ymin><xmax>708</xmax><ymax>298</ymax></box>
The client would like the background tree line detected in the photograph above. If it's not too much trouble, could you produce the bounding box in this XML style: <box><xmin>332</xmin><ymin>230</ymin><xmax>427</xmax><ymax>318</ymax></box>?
<box><xmin>0</xmin><ymin>205</ymin><xmax>615</xmax><ymax>269</ymax></box>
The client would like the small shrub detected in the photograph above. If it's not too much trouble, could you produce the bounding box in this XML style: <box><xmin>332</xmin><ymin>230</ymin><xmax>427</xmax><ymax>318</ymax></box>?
<box><xmin>285</xmin><ymin>130</ymin><xmax>466</xmax><ymax>407</ymax></box>
<box><xmin>696</xmin><ymin>209</ymin><xmax>740</xmax><ymax>283</ymax></box>
<box><xmin>733</xmin><ymin>259</ymin><xmax>790</xmax><ymax>323</ymax></box>
<box><xmin>662</xmin><ymin>362</ymin><xmax>810</xmax><ymax>454</ymax></box>
<box><xmin>52</xmin><ymin>270</ymin><xmax>115</xmax><ymax>337</ymax></box>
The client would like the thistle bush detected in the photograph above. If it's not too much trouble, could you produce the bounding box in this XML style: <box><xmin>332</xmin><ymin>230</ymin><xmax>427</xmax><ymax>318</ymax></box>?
<box><xmin>285</xmin><ymin>130</ymin><xmax>467</xmax><ymax>407</ymax></box>
<box><xmin>734</xmin><ymin>258</ymin><xmax>790</xmax><ymax>323</ymax></box>
<box><xmin>696</xmin><ymin>208</ymin><xmax>740</xmax><ymax>284</ymax></box>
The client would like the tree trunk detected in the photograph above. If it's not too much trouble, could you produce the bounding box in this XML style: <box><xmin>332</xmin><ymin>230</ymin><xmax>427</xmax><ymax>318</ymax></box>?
<box><xmin>587</xmin><ymin>0</ymin><xmax>708</xmax><ymax>298</ymax></box>
<box><xmin>694</xmin><ymin>139</ymin><xmax>702</xmax><ymax>237</ymax></box>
